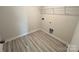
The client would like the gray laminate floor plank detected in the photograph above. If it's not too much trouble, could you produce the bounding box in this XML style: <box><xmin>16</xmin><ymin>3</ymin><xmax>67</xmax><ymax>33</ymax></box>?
<box><xmin>3</xmin><ymin>30</ymin><xmax>67</xmax><ymax>52</ymax></box>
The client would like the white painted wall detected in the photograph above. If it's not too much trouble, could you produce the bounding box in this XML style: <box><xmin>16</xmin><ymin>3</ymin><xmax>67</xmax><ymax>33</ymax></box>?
<box><xmin>69</xmin><ymin>20</ymin><xmax>79</xmax><ymax>51</ymax></box>
<box><xmin>0</xmin><ymin>6</ymin><xmax>40</xmax><ymax>41</ymax></box>
<box><xmin>26</xmin><ymin>7</ymin><xmax>41</xmax><ymax>32</ymax></box>
<box><xmin>40</xmin><ymin>6</ymin><xmax>79</xmax><ymax>43</ymax></box>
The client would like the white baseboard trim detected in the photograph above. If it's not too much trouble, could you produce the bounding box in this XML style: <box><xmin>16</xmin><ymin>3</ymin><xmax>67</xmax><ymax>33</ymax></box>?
<box><xmin>5</xmin><ymin>33</ymin><xmax>27</xmax><ymax>43</ymax></box>
<box><xmin>6</xmin><ymin>29</ymin><xmax>40</xmax><ymax>43</ymax></box>
<box><xmin>28</xmin><ymin>29</ymin><xmax>40</xmax><ymax>34</ymax></box>
<box><xmin>40</xmin><ymin>29</ymin><xmax>67</xmax><ymax>45</ymax></box>
<box><xmin>6</xmin><ymin>28</ymin><xmax>67</xmax><ymax>45</ymax></box>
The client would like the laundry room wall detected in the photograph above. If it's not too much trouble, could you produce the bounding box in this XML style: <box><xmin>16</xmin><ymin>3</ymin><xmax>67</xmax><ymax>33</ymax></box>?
<box><xmin>40</xmin><ymin>6</ymin><xmax>79</xmax><ymax>43</ymax></box>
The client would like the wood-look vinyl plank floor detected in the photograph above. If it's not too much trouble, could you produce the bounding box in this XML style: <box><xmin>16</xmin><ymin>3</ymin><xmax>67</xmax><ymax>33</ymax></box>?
<box><xmin>3</xmin><ymin>30</ymin><xmax>67</xmax><ymax>52</ymax></box>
